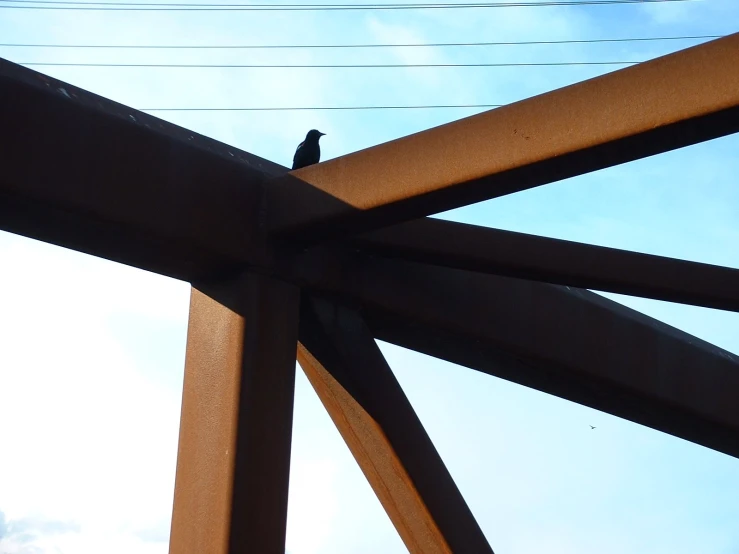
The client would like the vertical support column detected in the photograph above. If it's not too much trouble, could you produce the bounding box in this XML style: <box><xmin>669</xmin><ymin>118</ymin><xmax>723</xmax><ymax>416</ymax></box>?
<box><xmin>169</xmin><ymin>272</ymin><xmax>300</xmax><ymax>554</ymax></box>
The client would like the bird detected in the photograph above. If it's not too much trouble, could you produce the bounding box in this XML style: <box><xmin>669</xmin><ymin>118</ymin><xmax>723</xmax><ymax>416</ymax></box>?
<box><xmin>589</xmin><ymin>425</ymin><xmax>596</xmax><ymax>429</ymax></box>
<box><xmin>292</xmin><ymin>129</ymin><xmax>326</xmax><ymax>170</ymax></box>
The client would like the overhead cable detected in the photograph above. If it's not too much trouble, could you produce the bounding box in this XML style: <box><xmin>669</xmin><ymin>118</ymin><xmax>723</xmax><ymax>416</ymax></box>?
<box><xmin>20</xmin><ymin>60</ymin><xmax>641</xmax><ymax>68</ymax></box>
<box><xmin>139</xmin><ymin>104</ymin><xmax>506</xmax><ymax>111</ymax></box>
<box><xmin>0</xmin><ymin>35</ymin><xmax>721</xmax><ymax>49</ymax></box>
<box><xmin>0</xmin><ymin>0</ymin><xmax>695</xmax><ymax>11</ymax></box>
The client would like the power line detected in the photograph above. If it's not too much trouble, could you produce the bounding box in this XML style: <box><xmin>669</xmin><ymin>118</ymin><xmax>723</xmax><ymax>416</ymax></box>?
<box><xmin>0</xmin><ymin>0</ymin><xmax>695</xmax><ymax>11</ymax></box>
<box><xmin>0</xmin><ymin>35</ymin><xmax>722</xmax><ymax>49</ymax></box>
<box><xmin>20</xmin><ymin>60</ymin><xmax>641</xmax><ymax>68</ymax></box>
<box><xmin>139</xmin><ymin>104</ymin><xmax>506</xmax><ymax>111</ymax></box>
<box><xmin>0</xmin><ymin>0</ymin><xmax>694</xmax><ymax>5</ymax></box>
<box><xmin>0</xmin><ymin>0</ymin><xmax>691</xmax><ymax>3</ymax></box>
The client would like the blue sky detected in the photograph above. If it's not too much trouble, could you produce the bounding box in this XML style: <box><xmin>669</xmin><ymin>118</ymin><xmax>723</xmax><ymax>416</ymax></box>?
<box><xmin>1</xmin><ymin>1</ymin><xmax>738</xmax><ymax>552</ymax></box>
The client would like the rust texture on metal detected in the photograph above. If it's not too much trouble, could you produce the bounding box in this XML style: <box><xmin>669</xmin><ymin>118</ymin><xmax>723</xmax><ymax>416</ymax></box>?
<box><xmin>0</xmin><ymin>58</ymin><xmax>286</xmax><ymax>282</ymax></box>
<box><xmin>2</xmin><ymin>32</ymin><xmax>739</xmax><ymax>554</ymax></box>
<box><xmin>267</xmin><ymin>33</ymin><xmax>739</xmax><ymax>241</ymax></box>
<box><xmin>355</xmin><ymin>218</ymin><xmax>739</xmax><ymax>312</ymax></box>
<box><xmin>298</xmin><ymin>297</ymin><xmax>492</xmax><ymax>553</ymax></box>
<box><xmin>295</xmin><ymin>251</ymin><xmax>739</xmax><ymax>458</ymax></box>
<box><xmin>169</xmin><ymin>273</ymin><xmax>299</xmax><ymax>554</ymax></box>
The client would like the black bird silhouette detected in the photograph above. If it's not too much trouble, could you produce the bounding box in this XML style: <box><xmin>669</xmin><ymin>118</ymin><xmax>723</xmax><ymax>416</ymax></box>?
<box><xmin>590</xmin><ymin>425</ymin><xmax>596</xmax><ymax>429</ymax></box>
<box><xmin>292</xmin><ymin>129</ymin><xmax>326</xmax><ymax>170</ymax></box>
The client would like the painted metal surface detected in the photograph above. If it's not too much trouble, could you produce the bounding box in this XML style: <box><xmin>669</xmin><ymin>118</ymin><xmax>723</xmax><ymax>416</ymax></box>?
<box><xmin>2</xmin><ymin>33</ymin><xmax>739</xmax><ymax>554</ymax></box>
<box><xmin>295</xmin><ymin>251</ymin><xmax>739</xmax><ymax>458</ymax></box>
<box><xmin>268</xmin><ymin>33</ymin><xmax>739</xmax><ymax>241</ymax></box>
<box><xmin>0</xmin><ymin>58</ymin><xmax>285</xmax><ymax>281</ymax></box>
<box><xmin>169</xmin><ymin>273</ymin><xmax>300</xmax><ymax>553</ymax></box>
<box><xmin>355</xmin><ymin>218</ymin><xmax>739</xmax><ymax>312</ymax></box>
<box><xmin>299</xmin><ymin>297</ymin><xmax>492</xmax><ymax>553</ymax></box>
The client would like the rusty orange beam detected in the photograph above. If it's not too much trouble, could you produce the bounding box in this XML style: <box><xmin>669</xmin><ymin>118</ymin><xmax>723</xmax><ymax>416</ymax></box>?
<box><xmin>354</xmin><ymin>218</ymin><xmax>739</xmax><ymax>312</ymax></box>
<box><xmin>298</xmin><ymin>297</ymin><xmax>492</xmax><ymax>553</ymax></box>
<box><xmin>268</xmin><ymin>33</ymin><xmax>739</xmax><ymax>241</ymax></box>
<box><xmin>169</xmin><ymin>273</ymin><xmax>299</xmax><ymax>554</ymax></box>
<box><xmin>296</xmin><ymin>345</ymin><xmax>454</xmax><ymax>554</ymax></box>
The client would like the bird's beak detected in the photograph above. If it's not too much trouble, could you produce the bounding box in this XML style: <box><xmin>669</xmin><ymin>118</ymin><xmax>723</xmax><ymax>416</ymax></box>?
<box><xmin>319</xmin><ymin>132</ymin><xmax>326</xmax><ymax>136</ymax></box>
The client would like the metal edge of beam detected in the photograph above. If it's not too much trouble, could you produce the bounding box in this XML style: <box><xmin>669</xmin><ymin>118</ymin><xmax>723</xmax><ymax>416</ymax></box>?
<box><xmin>298</xmin><ymin>295</ymin><xmax>493</xmax><ymax>553</ymax></box>
<box><xmin>293</xmin><ymin>249</ymin><xmax>739</xmax><ymax>458</ymax></box>
<box><xmin>169</xmin><ymin>273</ymin><xmax>300</xmax><ymax>553</ymax></box>
<box><xmin>267</xmin><ymin>33</ymin><xmax>739</xmax><ymax>242</ymax></box>
<box><xmin>0</xmin><ymin>58</ymin><xmax>287</xmax><ymax>281</ymax></box>
<box><xmin>353</xmin><ymin>218</ymin><xmax>739</xmax><ymax>312</ymax></box>
<box><xmin>367</xmin><ymin>311</ymin><xmax>739</xmax><ymax>458</ymax></box>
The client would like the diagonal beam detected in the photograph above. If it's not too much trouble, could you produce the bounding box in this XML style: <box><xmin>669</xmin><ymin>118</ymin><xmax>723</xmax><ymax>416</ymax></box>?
<box><xmin>169</xmin><ymin>273</ymin><xmax>299</xmax><ymax>553</ymax></box>
<box><xmin>0</xmin><ymin>58</ymin><xmax>285</xmax><ymax>281</ymax></box>
<box><xmin>295</xmin><ymin>250</ymin><xmax>739</xmax><ymax>458</ymax></box>
<box><xmin>353</xmin><ymin>218</ymin><xmax>739</xmax><ymax>312</ymax></box>
<box><xmin>298</xmin><ymin>296</ymin><xmax>493</xmax><ymax>553</ymax></box>
<box><xmin>268</xmin><ymin>33</ymin><xmax>739</xmax><ymax>241</ymax></box>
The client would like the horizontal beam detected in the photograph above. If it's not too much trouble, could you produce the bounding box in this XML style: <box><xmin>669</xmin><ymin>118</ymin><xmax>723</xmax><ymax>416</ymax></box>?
<box><xmin>354</xmin><ymin>218</ymin><xmax>739</xmax><ymax>312</ymax></box>
<box><xmin>0</xmin><ymin>58</ymin><xmax>286</xmax><ymax>281</ymax></box>
<box><xmin>298</xmin><ymin>297</ymin><xmax>492</xmax><ymax>553</ymax></box>
<box><xmin>268</xmin><ymin>33</ymin><xmax>739</xmax><ymax>241</ymax></box>
<box><xmin>295</xmin><ymin>250</ymin><xmax>739</xmax><ymax>458</ymax></box>
<box><xmin>170</xmin><ymin>274</ymin><xmax>300</xmax><ymax>553</ymax></box>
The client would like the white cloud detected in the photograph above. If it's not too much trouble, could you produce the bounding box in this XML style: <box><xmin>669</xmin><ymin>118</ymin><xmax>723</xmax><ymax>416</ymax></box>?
<box><xmin>0</xmin><ymin>512</ymin><xmax>81</xmax><ymax>554</ymax></box>
<box><xmin>0</xmin><ymin>233</ymin><xmax>186</xmax><ymax>553</ymax></box>
<box><xmin>639</xmin><ymin>0</ymin><xmax>702</xmax><ymax>25</ymax></box>
<box><xmin>2</xmin><ymin>4</ymin><xmax>739</xmax><ymax>553</ymax></box>
<box><xmin>285</xmin><ymin>458</ymin><xmax>340</xmax><ymax>554</ymax></box>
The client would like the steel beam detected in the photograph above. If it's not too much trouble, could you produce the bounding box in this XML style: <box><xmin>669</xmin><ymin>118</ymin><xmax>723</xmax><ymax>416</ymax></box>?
<box><xmin>0</xmin><ymin>58</ymin><xmax>285</xmax><ymax>281</ymax></box>
<box><xmin>296</xmin><ymin>250</ymin><xmax>739</xmax><ymax>458</ymax></box>
<box><xmin>169</xmin><ymin>273</ymin><xmax>299</xmax><ymax>554</ymax></box>
<box><xmin>268</xmin><ymin>33</ymin><xmax>739</xmax><ymax>241</ymax></box>
<box><xmin>298</xmin><ymin>296</ymin><xmax>492</xmax><ymax>553</ymax></box>
<box><xmin>354</xmin><ymin>218</ymin><xmax>739</xmax><ymax>312</ymax></box>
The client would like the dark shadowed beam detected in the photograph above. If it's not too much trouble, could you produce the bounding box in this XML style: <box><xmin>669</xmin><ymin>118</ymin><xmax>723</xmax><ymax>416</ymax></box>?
<box><xmin>0</xmin><ymin>58</ymin><xmax>286</xmax><ymax>282</ymax></box>
<box><xmin>268</xmin><ymin>33</ymin><xmax>739</xmax><ymax>242</ymax></box>
<box><xmin>298</xmin><ymin>296</ymin><xmax>493</xmax><ymax>554</ymax></box>
<box><xmin>294</xmin><ymin>250</ymin><xmax>739</xmax><ymax>458</ymax></box>
<box><xmin>169</xmin><ymin>273</ymin><xmax>299</xmax><ymax>554</ymax></box>
<box><xmin>354</xmin><ymin>218</ymin><xmax>739</xmax><ymax>312</ymax></box>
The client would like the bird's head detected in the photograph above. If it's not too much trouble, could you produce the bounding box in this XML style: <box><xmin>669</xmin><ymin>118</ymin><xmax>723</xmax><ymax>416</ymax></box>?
<box><xmin>306</xmin><ymin>129</ymin><xmax>326</xmax><ymax>142</ymax></box>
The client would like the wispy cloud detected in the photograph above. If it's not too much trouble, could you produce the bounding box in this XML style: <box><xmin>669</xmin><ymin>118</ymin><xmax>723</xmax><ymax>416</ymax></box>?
<box><xmin>0</xmin><ymin>511</ymin><xmax>80</xmax><ymax>553</ymax></box>
<box><xmin>1</xmin><ymin>2</ymin><xmax>739</xmax><ymax>554</ymax></box>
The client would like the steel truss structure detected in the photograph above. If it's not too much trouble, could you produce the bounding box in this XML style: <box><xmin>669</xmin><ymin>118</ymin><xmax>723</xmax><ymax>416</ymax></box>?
<box><xmin>2</xmin><ymin>33</ymin><xmax>739</xmax><ymax>553</ymax></box>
